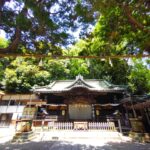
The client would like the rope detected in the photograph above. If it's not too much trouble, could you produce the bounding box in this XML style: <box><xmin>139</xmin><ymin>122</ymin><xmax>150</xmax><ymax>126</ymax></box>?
<box><xmin>0</xmin><ymin>53</ymin><xmax>149</xmax><ymax>59</ymax></box>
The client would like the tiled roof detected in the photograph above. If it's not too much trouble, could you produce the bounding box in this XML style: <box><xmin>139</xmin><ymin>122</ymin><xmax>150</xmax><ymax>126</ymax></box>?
<box><xmin>33</xmin><ymin>75</ymin><xmax>126</xmax><ymax>93</ymax></box>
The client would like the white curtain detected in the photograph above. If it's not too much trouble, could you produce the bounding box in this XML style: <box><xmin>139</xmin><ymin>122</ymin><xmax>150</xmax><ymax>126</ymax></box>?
<box><xmin>69</xmin><ymin>104</ymin><xmax>92</xmax><ymax>120</ymax></box>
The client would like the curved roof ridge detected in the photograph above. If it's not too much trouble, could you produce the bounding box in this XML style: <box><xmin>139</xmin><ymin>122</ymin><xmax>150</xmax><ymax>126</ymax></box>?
<box><xmin>66</xmin><ymin>75</ymin><xmax>94</xmax><ymax>89</ymax></box>
<box><xmin>103</xmin><ymin>80</ymin><xmax>113</xmax><ymax>87</ymax></box>
<box><xmin>46</xmin><ymin>81</ymin><xmax>56</xmax><ymax>89</ymax></box>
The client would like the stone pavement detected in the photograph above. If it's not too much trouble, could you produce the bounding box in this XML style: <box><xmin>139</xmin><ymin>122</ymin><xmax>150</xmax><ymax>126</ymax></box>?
<box><xmin>0</xmin><ymin>140</ymin><xmax>150</xmax><ymax>150</ymax></box>
<box><xmin>0</xmin><ymin>127</ymin><xmax>15</xmax><ymax>143</ymax></box>
<box><xmin>37</xmin><ymin>130</ymin><xmax>124</xmax><ymax>142</ymax></box>
<box><xmin>0</xmin><ymin>128</ymin><xmax>150</xmax><ymax>150</ymax></box>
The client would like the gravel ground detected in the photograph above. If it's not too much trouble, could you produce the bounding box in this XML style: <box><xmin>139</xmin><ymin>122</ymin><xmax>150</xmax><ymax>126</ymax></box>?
<box><xmin>0</xmin><ymin>140</ymin><xmax>150</xmax><ymax>150</ymax></box>
<box><xmin>0</xmin><ymin>128</ymin><xmax>149</xmax><ymax>150</ymax></box>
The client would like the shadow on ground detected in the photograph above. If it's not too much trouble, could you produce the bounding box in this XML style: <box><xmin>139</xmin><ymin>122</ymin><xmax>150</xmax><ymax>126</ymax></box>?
<box><xmin>0</xmin><ymin>141</ymin><xmax>150</xmax><ymax>150</ymax></box>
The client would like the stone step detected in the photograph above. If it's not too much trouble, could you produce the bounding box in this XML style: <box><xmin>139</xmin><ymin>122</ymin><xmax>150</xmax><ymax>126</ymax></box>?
<box><xmin>12</xmin><ymin>131</ymin><xmax>36</xmax><ymax>143</ymax></box>
<box><xmin>12</xmin><ymin>135</ymin><xmax>36</xmax><ymax>143</ymax></box>
<box><xmin>13</xmin><ymin>133</ymin><xmax>35</xmax><ymax>140</ymax></box>
<box><xmin>39</xmin><ymin>131</ymin><xmax>123</xmax><ymax>141</ymax></box>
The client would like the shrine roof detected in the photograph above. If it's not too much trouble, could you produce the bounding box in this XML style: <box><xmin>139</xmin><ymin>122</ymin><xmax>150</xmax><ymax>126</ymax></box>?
<box><xmin>33</xmin><ymin>75</ymin><xmax>126</xmax><ymax>93</ymax></box>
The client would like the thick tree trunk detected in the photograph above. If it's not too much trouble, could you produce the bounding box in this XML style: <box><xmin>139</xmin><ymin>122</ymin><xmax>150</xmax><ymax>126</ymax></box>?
<box><xmin>0</xmin><ymin>2</ymin><xmax>28</xmax><ymax>54</ymax></box>
<box><xmin>0</xmin><ymin>27</ymin><xmax>21</xmax><ymax>54</ymax></box>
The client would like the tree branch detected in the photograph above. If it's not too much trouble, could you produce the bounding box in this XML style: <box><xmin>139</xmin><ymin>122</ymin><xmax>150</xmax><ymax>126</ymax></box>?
<box><xmin>123</xmin><ymin>4</ymin><xmax>150</xmax><ymax>33</ymax></box>
<box><xmin>0</xmin><ymin>6</ymin><xmax>27</xmax><ymax>54</ymax></box>
<box><xmin>0</xmin><ymin>27</ymin><xmax>21</xmax><ymax>53</ymax></box>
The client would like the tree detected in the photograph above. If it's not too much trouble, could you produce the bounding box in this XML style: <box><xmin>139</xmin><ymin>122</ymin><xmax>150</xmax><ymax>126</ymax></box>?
<box><xmin>69</xmin><ymin>0</ymin><xmax>150</xmax><ymax>86</ymax></box>
<box><xmin>1</xmin><ymin>0</ymin><xmax>149</xmax><ymax>54</ymax></box>
<box><xmin>64</xmin><ymin>40</ymin><xmax>89</xmax><ymax>78</ymax></box>
<box><xmin>87</xmin><ymin>0</ymin><xmax>150</xmax><ymax>54</ymax></box>
<box><xmin>0</xmin><ymin>37</ymin><xmax>8</xmax><ymax>48</ymax></box>
<box><xmin>128</xmin><ymin>59</ymin><xmax>150</xmax><ymax>94</ymax></box>
<box><xmin>0</xmin><ymin>0</ymin><xmax>95</xmax><ymax>54</ymax></box>
<box><xmin>67</xmin><ymin>59</ymin><xmax>89</xmax><ymax>79</ymax></box>
<box><xmin>3</xmin><ymin>57</ymin><xmax>51</xmax><ymax>93</ymax></box>
<box><xmin>62</xmin><ymin>38</ymin><xmax>130</xmax><ymax>84</ymax></box>
<box><xmin>43</xmin><ymin>59</ymin><xmax>69</xmax><ymax>80</ymax></box>
<box><xmin>1</xmin><ymin>0</ymin><xmax>149</xmax><ymax>94</ymax></box>
<box><xmin>0</xmin><ymin>37</ymin><xmax>10</xmax><ymax>82</ymax></box>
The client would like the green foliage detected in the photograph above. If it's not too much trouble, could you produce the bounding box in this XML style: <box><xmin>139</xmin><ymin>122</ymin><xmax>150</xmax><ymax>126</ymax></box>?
<box><xmin>3</xmin><ymin>57</ymin><xmax>51</xmax><ymax>93</ymax></box>
<box><xmin>67</xmin><ymin>59</ymin><xmax>89</xmax><ymax>79</ymax></box>
<box><xmin>1</xmin><ymin>0</ymin><xmax>95</xmax><ymax>53</ymax></box>
<box><xmin>1</xmin><ymin>55</ymin><xmax>149</xmax><ymax>95</ymax></box>
<box><xmin>128</xmin><ymin>59</ymin><xmax>150</xmax><ymax>94</ymax></box>
<box><xmin>81</xmin><ymin>0</ymin><xmax>150</xmax><ymax>54</ymax></box>
<box><xmin>87</xmin><ymin>58</ymin><xmax>129</xmax><ymax>85</ymax></box>
<box><xmin>43</xmin><ymin>59</ymin><xmax>69</xmax><ymax>80</ymax></box>
<box><xmin>63</xmin><ymin>40</ymin><xmax>90</xmax><ymax>78</ymax></box>
<box><xmin>0</xmin><ymin>37</ymin><xmax>8</xmax><ymax>48</ymax></box>
<box><xmin>1</xmin><ymin>0</ymin><xmax>149</xmax><ymax>95</ymax></box>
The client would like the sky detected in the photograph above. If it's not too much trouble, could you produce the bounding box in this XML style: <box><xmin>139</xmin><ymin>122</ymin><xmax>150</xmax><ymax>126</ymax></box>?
<box><xmin>0</xmin><ymin>30</ymin><xmax>6</xmax><ymax>38</ymax></box>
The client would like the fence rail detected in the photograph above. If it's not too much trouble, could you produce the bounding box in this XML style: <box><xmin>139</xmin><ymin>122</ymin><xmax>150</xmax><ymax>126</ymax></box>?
<box><xmin>45</xmin><ymin>122</ymin><xmax>116</xmax><ymax>131</ymax></box>
<box><xmin>48</xmin><ymin>122</ymin><xmax>73</xmax><ymax>130</ymax></box>
<box><xmin>88</xmin><ymin>122</ymin><xmax>116</xmax><ymax>131</ymax></box>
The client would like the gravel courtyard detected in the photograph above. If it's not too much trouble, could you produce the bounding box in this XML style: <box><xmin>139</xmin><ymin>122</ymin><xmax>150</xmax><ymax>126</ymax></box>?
<box><xmin>0</xmin><ymin>128</ymin><xmax>150</xmax><ymax>150</ymax></box>
<box><xmin>0</xmin><ymin>140</ymin><xmax>150</xmax><ymax>150</ymax></box>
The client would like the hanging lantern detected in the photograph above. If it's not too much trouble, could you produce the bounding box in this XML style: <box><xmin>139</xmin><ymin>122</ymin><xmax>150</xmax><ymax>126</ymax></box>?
<box><xmin>62</xmin><ymin>110</ymin><xmax>65</xmax><ymax>116</ymax></box>
<box><xmin>96</xmin><ymin>110</ymin><xmax>99</xmax><ymax>116</ymax></box>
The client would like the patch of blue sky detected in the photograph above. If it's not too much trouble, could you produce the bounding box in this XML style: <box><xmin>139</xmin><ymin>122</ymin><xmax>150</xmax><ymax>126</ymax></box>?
<box><xmin>4</xmin><ymin>0</ymin><xmax>24</xmax><ymax>13</ymax></box>
<box><xmin>0</xmin><ymin>30</ymin><xmax>6</xmax><ymax>38</ymax></box>
<box><xmin>0</xmin><ymin>0</ymin><xmax>23</xmax><ymax>38</ymax></box>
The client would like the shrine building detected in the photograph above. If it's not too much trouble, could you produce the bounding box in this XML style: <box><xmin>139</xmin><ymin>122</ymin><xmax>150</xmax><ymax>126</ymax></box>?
<box><xmin>32</xmin><ymin>75</ymin><xmax>126</xmax><ymax>124</ymax></box>
<box><xmin>0</xmin><ymin>75</ymin><xmax>126</xmax><ymax>127</ymax></box>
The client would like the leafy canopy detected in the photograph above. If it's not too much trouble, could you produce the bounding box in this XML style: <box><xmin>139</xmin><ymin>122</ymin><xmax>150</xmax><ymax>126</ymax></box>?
<box><xmin>3</xmin><ymin>57</ymin><xmax>51</xmax><ymax>93</ymax></box>
<box><xmin>128</xmin><ymin>59</ymin><xmax>150</xmax><ymax>94</ymax></box>
<box><xmin>0</xmin><ymin>0</ymin><xmax>95</xmax><ymax>54</ymax></box>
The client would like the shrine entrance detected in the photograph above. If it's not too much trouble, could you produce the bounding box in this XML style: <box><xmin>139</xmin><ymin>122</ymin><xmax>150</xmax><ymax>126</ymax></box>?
<box><xmin>69</xmin><ymin>104</ymin><xmax>92</xmax><ymax>120</ymax></box>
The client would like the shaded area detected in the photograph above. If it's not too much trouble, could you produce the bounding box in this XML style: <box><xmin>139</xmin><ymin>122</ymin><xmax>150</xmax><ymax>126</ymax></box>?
<box><xmin>0</xmin><ymin>141</ymin><xmax>150</xmax><ymax>150</ymax></box>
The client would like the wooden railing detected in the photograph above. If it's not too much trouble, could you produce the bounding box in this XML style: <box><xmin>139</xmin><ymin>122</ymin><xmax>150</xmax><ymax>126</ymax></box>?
<box><xmin>46</xmin><ymin>122</ymin><xmax>116</xmax><ymax>131</ymax></box>
<box><xmin>88</xmin><ymin>122</ymin><xmax>116</xmax><ymax>131</ymax></box>
<box><xmin>48</xmin><ymin>122</ymin><xmax>73</xmax><ymax>130</ymax></box>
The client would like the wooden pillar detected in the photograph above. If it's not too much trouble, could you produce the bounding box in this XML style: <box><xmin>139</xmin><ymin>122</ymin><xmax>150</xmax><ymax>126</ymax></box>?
<box><xmin>124</xmin><ymin>104</ymin><xmax>130</xmax><ymax>126</ymax></box>
<box><xmin>92</xmin><ymin>104</ymin><xmax>95</xmax><ymax>121</ymax></box>
<box><xmin>145</xmin><ymin>108</ymin><xmax>150</xmax><ymax>125</ymax></box>
<box><xmin>28</xmin><ymin>94</ymin><xmax>33</xmax><ymax>118</ymax></box>
<box><xmin>66</xmin><ymin>104</ymin><xmax>69</xmax><ymax>121</ymax></box>
<box><xmin>131</xmin><ymin>100</ymin><xmax>137</xmax><ymax>118</ymax></box>
<box><xmin>118</xmin><ymin>119</ymin><xmax>122</xmax><ymax>133</ymax></box>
